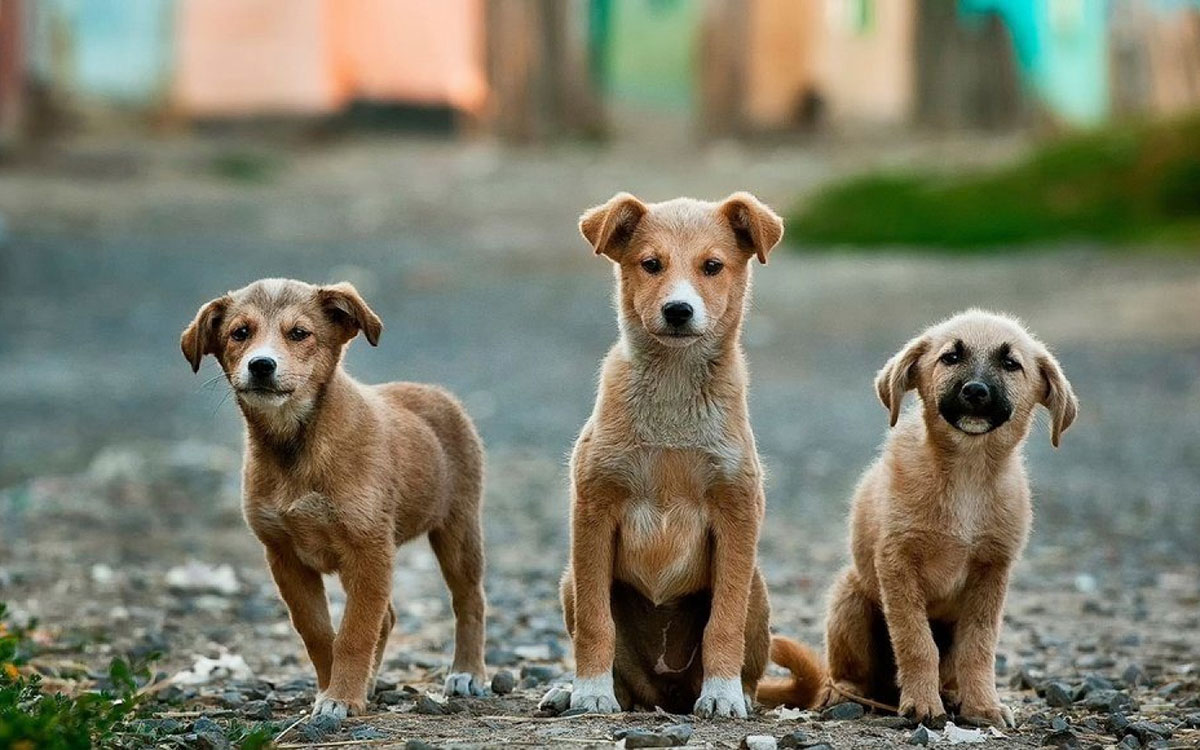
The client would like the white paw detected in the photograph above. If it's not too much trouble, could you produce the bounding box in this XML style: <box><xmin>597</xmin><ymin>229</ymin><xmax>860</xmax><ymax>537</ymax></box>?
<box><xmin>569</xmin><ymin>674</ymin><xmax>621</xmax><ymax>714</ymax></box>
<box><xmin>694</xmin><ymin>676</ymin><xmax>748</xmax><ymax>719</ymax></box>
<box><xmin>311</xmin><ymin>693</ymin><xmax>350</xmax><ymax>724</ymax></box>
<box><xmin>444</xmin><ymin>671</ymin><xmax>486</xmax><ymax>697</ymax></box>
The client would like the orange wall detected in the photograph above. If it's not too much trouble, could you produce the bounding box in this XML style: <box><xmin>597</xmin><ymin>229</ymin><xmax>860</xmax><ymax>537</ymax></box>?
<box><xmin>175</xmin><ymin>0</ymin><xmax>485</xmax><ymax>117</ymax></box>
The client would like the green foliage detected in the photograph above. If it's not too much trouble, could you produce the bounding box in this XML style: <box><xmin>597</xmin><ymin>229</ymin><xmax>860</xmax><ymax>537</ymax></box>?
<box><xmin>789</xmin><ymin>116</ymin><xmax>1200</xmax><ymax>250</ymax></box>
<box><xmin>0</xmin><ymin>603</ymin><xmax>167</xmax><ymax>750</ymax></box>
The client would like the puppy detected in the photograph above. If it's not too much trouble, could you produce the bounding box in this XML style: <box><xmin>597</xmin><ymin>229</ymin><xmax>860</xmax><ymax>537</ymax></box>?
<box><xmin>558</xmin><ymin>192</ymin><xmax>788</xmax><ymax>718</ymax></box>
<box><xmin>181</xmin><ymin>279</ymin><xmax>487</xmax><ymax>721</ymax></box>
<box><xmin>766</xmin><ymin>310</ymin><xmax>1078</xmax><ymax>727</ymax></box>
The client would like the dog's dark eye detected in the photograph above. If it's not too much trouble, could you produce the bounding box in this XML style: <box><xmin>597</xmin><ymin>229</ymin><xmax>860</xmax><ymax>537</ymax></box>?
<box><xmin>939</xmin><ymin>351</ymin><xmax>960</xmax><ymax>365</ymax></box>
<box><xmin>288</xmin><ymin>327</ymin><xmax>311</xmax><ymax>342</ymax></box>
<box><xmin>641</xmin><ymin>258</ymin><xmax>662</xmax><ymax>274</ymax></box>
<box><xmin>1001</xmin><ymin>356</ymin><xmax>1022</xmax><ymax>372</ymax></box>
<box><xmin>703</xmin><ymin>259</ymin><xmax>724</xmax><ymax>276</ymax></box>
<box><xmin>230</xmin><ymin>326</ymin><xmax>250</xmax><ymax>342</ymax></box>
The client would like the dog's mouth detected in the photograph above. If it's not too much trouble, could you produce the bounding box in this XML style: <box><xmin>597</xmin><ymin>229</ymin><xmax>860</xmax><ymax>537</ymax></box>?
<box><xmin>939</xmin><ymin>408</ymin><xmax>1011</xmax><ymax>436</ymax></box>
<box><xmin>237</xmin><ymin>386</ymin><xmax>295</xmax><ymax>399</ymax></box>
<box><xmin>650</xmin><ymin>330</ymin><xmax>703</xmax><ymax>347</ymax></box>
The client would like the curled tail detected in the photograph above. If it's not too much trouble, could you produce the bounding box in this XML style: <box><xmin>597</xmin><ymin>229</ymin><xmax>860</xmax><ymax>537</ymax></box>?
<box><xmin>756</xmin><ymin>635</ymin><xmax>825</xmax><ymax>709</ymax></box>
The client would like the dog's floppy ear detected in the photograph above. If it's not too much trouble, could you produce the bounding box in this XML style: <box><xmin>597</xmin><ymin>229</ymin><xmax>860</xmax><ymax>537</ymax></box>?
<box><xmin>875</xmin><ymin>335</ymin><xmax>929</xmax><ymax>427</ymax></box>
<box><xmin>319</xmin><ymin>282</ymin><xmax>382</xmax><ymax>346</ymax></box>
<box><xmin>718</xmin><ymin>192</ymin><xmax>784</xmax><ymax>264</ymax></box>
<box><xmin>1037</xmin><ymin>350</ymin><xmax>1078</xmax><ymax>448</ymax></box>
<box><xmin>580</xmin><ymin>192</ymin><xmax>648</xmax><ymax>260</ymax></box>
<box><xmin>180</xmin><ymin>296</ymin><xmax>230</xmax><ymax>373</ymax></box>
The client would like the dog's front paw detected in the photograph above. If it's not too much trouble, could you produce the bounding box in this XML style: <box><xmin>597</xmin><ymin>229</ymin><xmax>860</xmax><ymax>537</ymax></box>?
<box><xmin>311</xmin><ymin>692</ymin><xmax>361</xmax><ymax>726</ymax></box>
<box><xmin>694</xmin><ymin>677</ymin><xmax>749</xmax><ymax>719</ymax></box>
<box><xmin>444</xmin><ymin>671</ymin><xmax>486</xmax><ymax>697</ymax></box>
<box><xmin>898</xmin><ymin>688</ymin><xmax>947</xmax><ymax>728</ymax></box>
<box><xmin>959</xmin><ymin>699</ymin><xmax>1015</xmax><ymax>729</ymax></box>
<box><xmin>569</xmin><ymin>674</ymin><xmax>621</xmax><ymax>714</ymax></box>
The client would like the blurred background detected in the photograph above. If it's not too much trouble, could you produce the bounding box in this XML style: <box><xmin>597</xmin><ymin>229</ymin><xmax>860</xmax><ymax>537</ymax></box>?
<box><xmin>0</xmin><ymin>0</ymin><xmax>1198</xmax><ymax>733</ymax></box>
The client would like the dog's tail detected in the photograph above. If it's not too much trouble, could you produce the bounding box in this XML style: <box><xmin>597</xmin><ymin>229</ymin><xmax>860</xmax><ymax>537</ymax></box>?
<box><xmin>756</xmin><ymin>635</ymin><xmax>825</xmax><ymax>709</ymax></box>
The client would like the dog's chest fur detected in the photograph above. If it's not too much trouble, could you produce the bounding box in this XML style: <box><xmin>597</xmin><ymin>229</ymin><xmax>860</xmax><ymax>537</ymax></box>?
<box><xmin>613</xmin><ymin>449</ymin><xmax>714</xmax><ymax>605</ymax></box>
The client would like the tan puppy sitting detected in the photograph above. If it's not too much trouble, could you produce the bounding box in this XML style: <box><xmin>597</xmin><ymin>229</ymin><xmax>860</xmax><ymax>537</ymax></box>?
<box><xmin>766</xmin><ymin>310</ymin><xmax>1078</xmax><ymax>727</ymax></box>
<box><xmin>181</xmin><ymin>279</ymin><xmax>487</xmax><ymax>721</ymax></box>
<box><xmin>557</xmin><ymin>192</ymin><xmax>788</xmax><ymax>718</ymax></box>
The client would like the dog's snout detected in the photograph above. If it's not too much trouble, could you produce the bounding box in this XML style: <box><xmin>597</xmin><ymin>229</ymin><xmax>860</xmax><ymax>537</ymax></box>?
<box><xmin>662</xmin><ymin>301</ymin><xmax>694</xmax><ymax>328</ymax></box>
<box><xmin>248</xmin><ymin>356</ymin><xmax>277</xmax><ymax>379</ymax></box>
<box><xmin>960</xmin><ymin>380</ymin><xmax>991</xmax><ymax>405</ymax></box>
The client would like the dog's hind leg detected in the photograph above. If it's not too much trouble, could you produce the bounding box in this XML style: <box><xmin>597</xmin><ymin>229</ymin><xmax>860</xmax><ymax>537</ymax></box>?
<box><xmin>824</xmin><ymin>568</ymin><xmax>881</xmax><ymax>707</ymax></box>
<box><xmin>429</xmin><ymin>516</ymin><xmax>488</xmax><ymax>697</ymax></box>
<box><xmin>742</xmin><ymin>569</ymin><xmax>771</xmax><ymax>703</ymax></box>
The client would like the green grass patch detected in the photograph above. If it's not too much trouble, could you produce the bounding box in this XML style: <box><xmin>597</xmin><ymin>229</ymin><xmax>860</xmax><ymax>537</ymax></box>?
<box><xmin>789</xmin><ymin>116</ymin><xmax>1200</xmax><ymax>250</ymax></box>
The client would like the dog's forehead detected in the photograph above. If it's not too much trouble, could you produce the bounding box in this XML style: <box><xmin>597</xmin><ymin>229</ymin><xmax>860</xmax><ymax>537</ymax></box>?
<box><xmin>230</xmin><ymin>278</ymin><xmax>317</xmax><ymax>318</ymax></box>
<box><xmin>640</xmin><ymin>198</ymin><xmax>727</xmax><ymax>248</ymax></box>
<box><xmin>932</xmin><ymin>312</ymin><xmax>1034</xmax><ymax>353</ymax></box>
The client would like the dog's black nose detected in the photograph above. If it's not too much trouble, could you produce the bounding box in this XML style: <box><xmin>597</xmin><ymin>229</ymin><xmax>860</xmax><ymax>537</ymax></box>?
<box><xmin>961</xmin><ymin>381</ymin><xmax>991</xmax><ymax>405</ymax></box>
<box><xmin>248</xmin><ymin>357</ymin><xmax>277</xmax><ymax>378</ymax></box>
<box><xmin>662</xmin><ymin>301</ymin><xmax>694</xmax><ymax>328</ymax></box>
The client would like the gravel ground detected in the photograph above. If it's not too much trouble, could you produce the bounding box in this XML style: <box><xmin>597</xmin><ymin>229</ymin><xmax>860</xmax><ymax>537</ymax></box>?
<box><xmin>0</xmin><ymin>133</ymin><xmax>1198</xmax><ymax>748</ymax></box>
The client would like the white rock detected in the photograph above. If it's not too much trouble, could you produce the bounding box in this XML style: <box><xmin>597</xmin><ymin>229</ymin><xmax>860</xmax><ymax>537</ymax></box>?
<box><xmin>741</xmin><ymin>735</ymin><xmax>777</xmax><ymax>750</ymax></box>
<box><xmin>165</xmin><ymin>560</ymin><xmax>240</xmax><ymax>595</ymax></box>
<box><xmin>943</xmin><ymin>722</ymin><xmax>985</xmax><ymax>744</ymax></box>
<box><xmin>173</xmin><ymin>653</ymin><xmax>254</xmax><ymax>685</ymax></box>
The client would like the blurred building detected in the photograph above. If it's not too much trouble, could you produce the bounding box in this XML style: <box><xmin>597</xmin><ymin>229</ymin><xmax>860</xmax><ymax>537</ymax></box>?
<box><xmin>1</xmin><ymin>0</ymin><xmax>1199</xmax><ymax>145</ymax></box>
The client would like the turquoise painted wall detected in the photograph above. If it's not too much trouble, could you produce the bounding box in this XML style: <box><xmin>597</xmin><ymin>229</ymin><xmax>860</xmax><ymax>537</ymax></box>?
<box><xmin>961</xmin><ymin>0</ymin><xmax>1111</xmax><ymax>126</ymax></box>
<box><xmin>28</xmin><ymin>0</ymin><xmax>175</xmax><ymax>105</ymax></box>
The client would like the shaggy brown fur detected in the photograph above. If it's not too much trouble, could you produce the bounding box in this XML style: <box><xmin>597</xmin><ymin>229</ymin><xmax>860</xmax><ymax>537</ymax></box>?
<box><xmin>181</xmin><ymin>278</ymin><xmax>487</xmax><ymax>721</ymax></box>
<box><xmin>768</xmin><ymin>310</ymin><xmax>1077</xmax><ymax>728</ymax></box>
<box><xmin>557</xmin><ymin>192</ymin><xmax>783</xmax><ymax>718</ymax></box>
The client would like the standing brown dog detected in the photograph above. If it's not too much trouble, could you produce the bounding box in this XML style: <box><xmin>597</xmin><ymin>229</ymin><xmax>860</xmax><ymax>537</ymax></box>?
<box><xmin>764</xmin><ymin>310</ymin><xmax>1078</xmax><ymax>727</ymax></box>
<box><xmin>181</xmin><ymin>278</ymin><xmax>487</xmax><ymax>721</ymax></box>
<box><xmin>556</xmin><ymin>192</ymin><xmax>788</xmax><ymax>718</ymax></box>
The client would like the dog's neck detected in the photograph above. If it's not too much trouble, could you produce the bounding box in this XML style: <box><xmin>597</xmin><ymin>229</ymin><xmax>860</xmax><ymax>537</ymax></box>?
<box><xmin>240</xmin><ymin>368</ymin><xmax>361</xmax><ymax>468</ymax></box>
<box><xmin>618</xmin><ymin>320</ymin><xmax>746</xmax><ymax>450</ymax></box>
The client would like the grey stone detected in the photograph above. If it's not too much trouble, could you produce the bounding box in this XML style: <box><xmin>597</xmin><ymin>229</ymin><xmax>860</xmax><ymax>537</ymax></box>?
<box><xmin>240</xmin><ymin>700</ymin><xmax>272</xmax><ymax>720</ymax></box>
<box><xmin>1118</xmin><ymin>735</ymin><xmax>1141</xmax><ymax>749</ymax></box>
<box><xmin>1121</xmin><ymin>663</ymin><xmax>1149</xmax><ymax>687</ymax></box>
<box><xmin>1122</xmin><ymin>721</ymin><xmax>1170</xmax><ymax>743</ymax></box>
<box><xmin>405</xmin><ymin>741</ymin><xmax>440</xmax><ymax>750</ymax></box>
<box><xmin>613</xmin><ymin>723</ymin><xmax>694</xmax><ymax>748</ymax></box>
<box><xmin>376</xmin><ymin>689</ymin><xmax>409</xmax><ymax>705</ymax></box>
<box><xmin>491</xmin><ymin>669</ymin><xmax>516</xmax><ymax>695</ymax></box>
<box><xmin>351</xmin><ymin>726</ymin><xmax>388</xmax><ymax>741</ymax></box>
<box><xmin>1041</xmin><ymin>728</ymin><xmax>1079</xmax><ymax>748</ymax></box>
<box><xmin>537</xmin><ymin>684</ymin><xmax>572</xmax><ymax>716</ymax></box>
<box><xmin>415</xmin><ymin>694</ymin><xmax>448</xmax><ymax>715</ymax></box>
<box><xmin>908</xmin><ymin>725</ymin><xmax>932</xmax><ymax>745</ymax></box>
<box><xmin>740</xmin><ymin>735</ymin><xmax>777</xmax><ymax>750</ymax></box>
<box><xmin>778</xmin><ymin>730</ymin><xmax>810</xmax><ymax>748</ymax></box>
<box><xmin>520</xmin><ymin>664</ymin><xmax>558</xmax><ymax>685</ymax></box>
<box><xmin>1045</xmin><ymin>681</ymin><xmax>1075</xmax><ymax>708</ymax></box>
<box><xmin>820</xmin><ymin>701</ymin><xmax>865</xmax><ymax>721</ymax></box>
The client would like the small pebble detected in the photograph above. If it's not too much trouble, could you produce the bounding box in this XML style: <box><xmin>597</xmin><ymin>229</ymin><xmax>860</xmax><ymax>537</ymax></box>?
<box><xmin>491</xmin><ymin>669</ymin><xmax>516</xmax><ymax>695</ymax></box>
<box><xmin>778</xmin><ymin>730</ymin><xmax>810</xmax><ymax>748</ymax></box>
<box><xmin>614</xmin><ymin>723</ymin><xmax>694</xmax><ymax>748</ymax></box>
<box><xmin>376</xmin><ymin>689</ymin><xmax>409</xmax><ymax>705</ymax></box>
<box><xmin>908</xmin><ymin>725</ymin><xmax>932</xmax><ymax>745</ymax></box>
<box><xmin>537</xmin><ymin>684</ymin><xmax>572</xmax><ymax>716</ymax></box>
<box><xmin>520</xmin><ymin>664</ymin><xmax>558</xmax><ymax>685</ymax></box>
<box><xmin>820</xmin><ymin>701</ymin><xmax>865</xmax><ymax>721</ymax></box>
<box><xmin>415</xmin><ymin>694</ymin><xmax>448</xmax><ymax>715</ymax></box>
<box><xmin>1041</xmin><ymin>728</ymin><xmax>1079</xmax><ymax>748</ymax></box>
<box><xmin>351</xmin><ymin>726</ymin><xmax>388</xmax><ymax>741</ymax></box>
<box><xmin>1045</xmin><ymin>682</ymin><xmax>1074</xmax><ymax>708</ymax></box>
<box><xmin>1122</xmin><ymin>663</ymin><xmax>1149</xmax><ymax>687</ymax></box>
<box><xmin>240</xmin><ymin>699</ymin><xmax>272</xmax><ymax>720</ymax></box>
<box><xmin>740</xmin><ymin>735</ymin><xmax>777</xmax><ymax>750</ymax></box>
<box><xmin>405</xmin><ymin>741</ymin><xmax>440</xmax><ymax>750</ymax></box>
